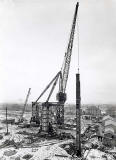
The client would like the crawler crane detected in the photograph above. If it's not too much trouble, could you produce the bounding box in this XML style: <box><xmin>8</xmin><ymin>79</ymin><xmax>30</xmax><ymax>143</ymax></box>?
<box><xmin>31</xmin><ymin>2</ymin><xmax>79</xmax><ymax>133</ymax></box>
<box><xmin>18</xmin><ymin>88</ymin><xmax>31</xmax><ymax>123</ymax></box>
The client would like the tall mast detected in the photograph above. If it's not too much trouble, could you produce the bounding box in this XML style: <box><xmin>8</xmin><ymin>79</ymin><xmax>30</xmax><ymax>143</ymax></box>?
<box><xmin>75</xmin><ymin>1</ymin><xmax>81</xmax><ymax>157</ymax></box>
<box><xmin>6</xmin><ymin>107</ymin><xmax>8</xmax><ymax>134</ymax></box>
<box><xmin>76</xmin><ymin>73</ymin><xmax>81</xmax><ymax>157</ymax></box>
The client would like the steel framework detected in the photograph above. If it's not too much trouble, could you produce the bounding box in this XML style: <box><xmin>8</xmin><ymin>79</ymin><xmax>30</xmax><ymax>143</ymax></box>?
<box><xmin>31</xmin><ymin>2</ymin><xmax>79</xmax><ymax>133</ymax></box>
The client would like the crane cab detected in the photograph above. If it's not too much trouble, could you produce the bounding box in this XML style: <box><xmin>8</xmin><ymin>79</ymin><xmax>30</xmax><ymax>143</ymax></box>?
<box><xmin>56</xmin><ymin>92</ymin><xmax>67</xmax><ymax>103</ymax></box>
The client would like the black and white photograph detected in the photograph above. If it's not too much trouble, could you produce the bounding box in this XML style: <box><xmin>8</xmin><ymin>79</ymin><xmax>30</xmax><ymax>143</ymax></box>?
<box><xmin>0</xmin><ymin>0</ymin><xmax>116</xmax><ymax>159</ymax></box>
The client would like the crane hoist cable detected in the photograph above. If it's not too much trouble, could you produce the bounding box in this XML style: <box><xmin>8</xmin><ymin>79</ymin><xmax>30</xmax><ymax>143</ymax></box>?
<box><xmin>77</xmin><ymin>10</ymin><xmax>80</xmax><ymax>73</ymax></box>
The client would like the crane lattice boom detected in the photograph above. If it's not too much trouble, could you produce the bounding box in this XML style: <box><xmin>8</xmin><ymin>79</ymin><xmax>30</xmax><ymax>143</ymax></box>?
<box><xmin>57</xmin><ymin>2</ymin><xmax>79</xmax><ymax>103</ymax></box>
<box><xmin>20</xmin><ymin>88</ymin><xmax>31</xmax><ymax>121</ymax></box>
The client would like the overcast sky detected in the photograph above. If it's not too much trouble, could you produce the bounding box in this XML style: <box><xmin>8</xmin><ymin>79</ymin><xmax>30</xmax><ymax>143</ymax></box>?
<box><xmin>0</xmin><ymin>0</ymin><xmax>116</xmax><ymax>104</ymax></box>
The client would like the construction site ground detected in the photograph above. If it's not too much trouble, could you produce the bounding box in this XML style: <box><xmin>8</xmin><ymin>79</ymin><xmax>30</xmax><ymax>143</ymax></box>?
<box><xmin>0</xmin><ymin>109</ymin><xmax>115</xmax><ymax>160</ymax></box>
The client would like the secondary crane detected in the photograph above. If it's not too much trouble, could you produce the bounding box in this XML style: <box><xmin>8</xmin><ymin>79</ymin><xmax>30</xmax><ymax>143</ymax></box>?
<box><xmin>31</xmin><ymin>2</ymin><xmax>79</xmax><ymax>132</ymax></box>
<box><xmin>18</xmin><ymin>88</ymin><xmax>31</xmax><ymax>123</ymax></box>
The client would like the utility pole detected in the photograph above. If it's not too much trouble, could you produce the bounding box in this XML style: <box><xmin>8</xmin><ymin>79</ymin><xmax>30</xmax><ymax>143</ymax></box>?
<box><xmin>6</xmin><ymin>107</ymin><xmax>8</xmax><ymax>135</ymax></box>
<box><xmin>76</xmin><ymin>72</ymin><xmax>81</xmax><ymax>157</ymax></box>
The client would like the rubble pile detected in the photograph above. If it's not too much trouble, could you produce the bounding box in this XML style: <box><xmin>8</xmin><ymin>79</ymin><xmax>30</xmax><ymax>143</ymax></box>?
<box><xmin>84</xmin><ymin>149</ymin><xmax>115</xmax><ymax>160</ymax></box>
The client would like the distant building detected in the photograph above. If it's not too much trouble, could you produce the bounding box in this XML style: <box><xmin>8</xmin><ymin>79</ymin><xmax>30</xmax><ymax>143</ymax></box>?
<box><xmin>102</xmin><ymin>115</ymin><xmax>116</xmax><ymax>147</ymax></box>
<box><xmin>104</xmin><ymin>119</ymin><xmax>116</xmax><ymax>133</ymax></box>
<box><xmin>102</xmin><ymin>115</ymin><xmax>113</xmax><ymax>125</ymax></box>
<box><xmin>106</xmin><ymin>107</ymin><xmax>116</xmax><ymax>118</ymax></box>
<box><xmin>104</xmin><ymin>126</ymin><xmax>115</xmax><ymax>136</ymax></box>
<box><xmin>85</xmin><ymin>106</ymin><xmax>101</xmax><ymax>117</ymax></box>
<box><xmin>102</xmin><ymin>115</ymin><xmax>116</xmax><ymax>133</ymax></box>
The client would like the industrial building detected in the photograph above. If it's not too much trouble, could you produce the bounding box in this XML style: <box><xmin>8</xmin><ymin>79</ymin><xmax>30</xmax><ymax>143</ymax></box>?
<box><xmin>85</xmin><ymin>106</ymin><xmax>102</xmax><ymax>118</ymax></box>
